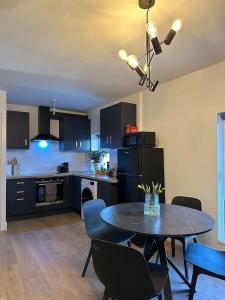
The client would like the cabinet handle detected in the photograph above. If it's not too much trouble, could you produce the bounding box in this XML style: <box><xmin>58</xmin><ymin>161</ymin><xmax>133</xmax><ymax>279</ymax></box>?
<box><xmin>24</xmin><ymin>139</ymin><xmax>28</xmax><ymax>146</ymax></box>
<box><xmin>17</xmin><ymin>198</ymin><xmax>24</xmax><ymax>201</ymax></box>
<box><xmin>17</xmin><ymin>191</ymin><xmax>24</xmax><ymax>194</ymax></box>
<box><xmin>75</xmin><ymin>141</ymin><xmax>78</xmax><ymax>148</ymax></box>
<box><xmin>110</xmin><ymin>136</ymin><xmax>112</xmax><ymax>144</ymax></box>
<box><xmin>17</xmin><ymin>182</ymin><xmax>24</xmax><ymax>185</ymax></box>
<box><xmin>106</xmin><ymin>137</ymin><xmax>108</xmax><ymax>144</ymax></box>
<box><xmin>80</xmin><ymin>141</ymin><xmax>82</xmax><ymax>147</ymax></box>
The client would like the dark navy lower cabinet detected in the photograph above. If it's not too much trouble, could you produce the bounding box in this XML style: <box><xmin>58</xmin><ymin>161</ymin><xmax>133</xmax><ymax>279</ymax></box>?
<box><xmin>6</xmin><ymin>178</ymin><xmax>36</xmax><ymax>217</ymax></box>
<box><xmin>97</xmin><ymin>181</ymin><xmax>118</xmax><ymax>206</ymax></box>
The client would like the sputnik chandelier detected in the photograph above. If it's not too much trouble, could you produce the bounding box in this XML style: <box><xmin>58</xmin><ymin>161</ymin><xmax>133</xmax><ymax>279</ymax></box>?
<box><xmin>118</xmin><ymin>0</ymin><xmax>182</xmax><ymax>92</ymax></box>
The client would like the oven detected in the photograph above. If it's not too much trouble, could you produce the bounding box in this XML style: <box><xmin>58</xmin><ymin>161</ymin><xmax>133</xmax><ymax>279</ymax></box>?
<box><xmin>35</xmin><ymin>177</ymin><xmax>64</xmax><ymax>207</ymax></box>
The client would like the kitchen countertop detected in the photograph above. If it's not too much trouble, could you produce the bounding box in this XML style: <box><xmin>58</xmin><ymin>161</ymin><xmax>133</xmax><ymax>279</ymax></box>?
<box><xmin>6</xmin><ymin>171</ymin><xmax>118</xmax><ymax>184</ymax></box>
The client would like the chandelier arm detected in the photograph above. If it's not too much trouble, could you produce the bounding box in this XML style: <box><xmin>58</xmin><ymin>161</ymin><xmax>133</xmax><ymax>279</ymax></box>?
<box><xmin>150</xmin><ymin>52</ymin><xmax>154</xmax><ymax>63</ymax></box>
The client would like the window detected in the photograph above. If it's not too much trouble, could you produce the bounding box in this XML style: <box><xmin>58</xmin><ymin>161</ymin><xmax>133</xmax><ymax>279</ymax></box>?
<box><xmin>91</xmin><ymin>133</ymin><xmax>110</xmax><ymax>170</ymax></box>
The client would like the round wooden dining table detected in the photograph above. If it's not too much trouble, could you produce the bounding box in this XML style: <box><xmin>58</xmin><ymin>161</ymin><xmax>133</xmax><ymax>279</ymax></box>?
<box><xmin>101</xmin><ymin>202</ymin><xmax>215</xmax><ymax>300</ymax></box>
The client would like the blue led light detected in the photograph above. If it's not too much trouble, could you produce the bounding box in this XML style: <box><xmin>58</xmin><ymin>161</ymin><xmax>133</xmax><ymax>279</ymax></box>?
<box><xmin>38</xmin><ymin>140</ymin><xmax>49</xmax><ymax>149</ymax></box>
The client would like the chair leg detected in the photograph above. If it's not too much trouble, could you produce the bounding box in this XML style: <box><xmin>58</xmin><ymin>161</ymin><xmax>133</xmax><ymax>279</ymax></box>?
<box><xmin>171</xmin><ymin>238</ymin><xmax>176</xmax><ymax>257</ymax></box>
<box><xmin>81</xmin><ymin>247</ymin><xmax>92</xmax><ymax>277</ymax></box>
<box><xmin>193</xmin><ymin>237</ymin><xmax>197</xmax><ymax>243</ymax></box>
<box><xmin>127</xmin><ymin>240</ymin><xmax>132</xmax><ymax>247</ymax></box>
<box><xmin>102</xmin><ymin>289</ymin><xmax>108</xmax><ymax>300</ymax></box>
<box><xmin>155</xmin><ymin>251</ymin><xmax>159</xmax><ymax>264</ymax></box>
<box><xmin>182</xmin><ymin>238</ymin><xmax>189</xmax><ymax>280</ymax></box>
<box><xmin>188</xmin><ymin>266</ymin><xmax>199</xmax><ymax>300</ymax></box>
<box><xmin>158</xmin><ymin>294</ymin><xmax>163</xmax><ymax>300</ymax></box>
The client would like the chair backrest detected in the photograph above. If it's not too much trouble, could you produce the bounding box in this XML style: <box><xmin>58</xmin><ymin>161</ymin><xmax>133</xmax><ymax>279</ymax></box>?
<box><xmin>91</xmin><ymin>239</ymin><xmax>157</xmax><ymax>300</ymax></box>
<box><xmin>172</xmin><ymin>196</ymin><xmax>202</xmax><ymax>211</ymax></box>
<box><xmin>83</xmin><ymin>199</ymin><xmax>106</xmax><ymax>239</ymax></box>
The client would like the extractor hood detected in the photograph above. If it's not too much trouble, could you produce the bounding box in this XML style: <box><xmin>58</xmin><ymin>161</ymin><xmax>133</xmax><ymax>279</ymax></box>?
<box><xmin>31</xmin><ymin>106</ymin><xmax>60</xmax><ymax>142</ymax></box>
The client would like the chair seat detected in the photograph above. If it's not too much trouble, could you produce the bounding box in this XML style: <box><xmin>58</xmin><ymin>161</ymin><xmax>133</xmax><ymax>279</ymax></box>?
<box><xmin>148</xmin><ymin>262</ymin><xmax>168</xmax><ymax>295</ymax></box>
<box><xmin>185</xmin><ymin>243</ymin><xmax>225</xmax><ymax>277</ymax></box>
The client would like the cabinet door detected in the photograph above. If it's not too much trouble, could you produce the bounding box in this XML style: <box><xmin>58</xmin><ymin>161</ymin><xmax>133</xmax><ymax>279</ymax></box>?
<box><xmin>74</xmin><ymin>117</ymin><xmax>91</xmax><ymax>151</ymax></box>
<box><xmin>63</xmin><ymin>176</ymin><xmax>74</xmax><ymax>208</ymax></box>
<box><xmin>60</xmin><ymin>116</ymin><xmax>91</xmax><ymax>152</ymax></box>
<box><xmin>59</xmin><ymin>116</ymin><xmax>76</xmax><ymax>151</ymax></box>
<box><xmin>100</xmin><ymin>108</ymin><xmax>110</xmax><ymax>148</ymax></box>
<box><xmin>108</xmin><ymin>104</ymin><xmax>121</xmax><ymax>148</ymax></box>
<box><xmin>72</xmin><ymin>176</ymin><xmax>81</xmax><ymax>213</ymax></box>
<box><xmin>7</xmin><ymin>111</ymin><xmax>29</xmax><ymax>149</ymax></box>
<box><xmin>100</xmin><ymin>102</ymin><xmax>137</xmax><ymax>149</ymax></box>
<box><xmin>97</xmin><ymin>181</ymin><xmax>118</xmax><ymax>206</ymax></box>
<box><xmin>6</xmin><ymin>178</ymin><xmax>36</xmax><ymax>217</ymax></box>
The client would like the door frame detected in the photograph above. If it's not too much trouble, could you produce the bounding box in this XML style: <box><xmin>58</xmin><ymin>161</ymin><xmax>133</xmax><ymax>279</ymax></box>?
<box><xmin>0</xmin><ymin>90</ymin><xmax>7</xmax><ymax>231</ymax></box>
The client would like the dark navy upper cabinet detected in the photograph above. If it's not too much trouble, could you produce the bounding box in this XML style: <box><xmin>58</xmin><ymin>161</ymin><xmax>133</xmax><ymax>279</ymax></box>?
<box><xmin>59</xmin><ymin>115</ymin><xmax>90</xmax><ymax>152</ymax></box>
<box><xmin>7</xmin><ymin>111</ymin><xmax>30</xmax><ymax>149</ymax></box>
<box><xmin>100</xmin><ymin>102</ymin><xmax>136</xmax><ymax>149</ymax></box>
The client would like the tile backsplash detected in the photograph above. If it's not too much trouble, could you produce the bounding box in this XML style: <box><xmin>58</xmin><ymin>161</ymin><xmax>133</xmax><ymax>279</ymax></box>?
<box><xmin>7</xmin><ymin>142</ymin><xmax>90</xmax><ymax>175</ymax></box>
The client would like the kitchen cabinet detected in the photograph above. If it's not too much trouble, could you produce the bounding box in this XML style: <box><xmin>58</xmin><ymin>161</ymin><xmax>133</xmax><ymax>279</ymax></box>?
<box><xmin>63</xmin><ymin>175</ymin><xmax>81</xmax><ymax>213</ymax></box>
<box><xmin>7</xmin><ymin>111</ymin><xmax>29</xmax><ymax>149</ymax></box>
<box><xmin>63</xmin><ymin>175</ymin><xmax>74</xmax><ymax>208</ymax></box>
<box><xmin>97</xmin><ymin>181</ymin><xmax>118</xmax><ymax>206</ymax></box>
<box><xmin>6</xmin><ymin>178</ymin><xmax>36</xmax><ymax>217</ymax></box>
<box><xmin>72</xmin><ymin>176</ymin><xmax>81</xmax><ymax>213</ymax></box>
<box><xmin>59</xmin><ymin>115</ymin><xmax>90</xmax><ymax>151</ymax></box>
<box><xmin>100</xmin><ymin>102</ymin><xmax>136</xmax><ymax>149</ymax></box>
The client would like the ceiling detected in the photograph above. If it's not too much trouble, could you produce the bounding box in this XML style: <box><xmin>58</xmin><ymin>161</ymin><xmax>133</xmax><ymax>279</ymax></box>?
<box><xmin>0</xmin><ymin>0</ymin><xmax>225</xmax><ymax>111</ymax></box>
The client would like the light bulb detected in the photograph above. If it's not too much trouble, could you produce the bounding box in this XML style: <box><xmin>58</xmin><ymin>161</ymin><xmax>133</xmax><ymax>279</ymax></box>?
<box><xmin>146</xmin><ymin>22</ymin><xmax>157</xmax><ymax>38</ymax></box>
<box><xmin>172</xmin><ymin>19</ymin><xmax>182</xmax><ymax>32</ymax></box>
<box><xmin>38</xmin><ymin>140</ymin><xmax>48</xmax><ymax>149</ymax></box>
<box><xmin>127</xmin><ymin>55</ymin><xmax>139</xmax><ymax>69</ymax></box>
<box><xmin>118</xmin><ymin>49</ymin><xmax>128</xmax><ymax>62</ymax></box>
<box><xmin>144</xmin><ymin>64</ymin><xmax>151</xmax><ymax>73</ymax></box>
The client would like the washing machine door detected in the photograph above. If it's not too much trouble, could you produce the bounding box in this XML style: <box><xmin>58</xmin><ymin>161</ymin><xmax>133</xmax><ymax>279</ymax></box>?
<box><xmin>81</xmin><ymin>187</ymin><xmax>94</xmax><ymax>220</ymax></box>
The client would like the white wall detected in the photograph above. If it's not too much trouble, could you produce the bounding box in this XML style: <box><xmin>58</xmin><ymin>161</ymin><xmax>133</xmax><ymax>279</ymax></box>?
<box><xmin>120</xmin><ymin>60</ymin><xmax>225</xmax><ymax>247</ymax></box>
<box><xmin>0</xmin><ymin>90</ymin><xmax>7</xmax><ymax>230</ymax></box>
<box><xmin>7</xmin><ymin>104</ymin><xmax>90</xmax><ymax>174</ymax></box>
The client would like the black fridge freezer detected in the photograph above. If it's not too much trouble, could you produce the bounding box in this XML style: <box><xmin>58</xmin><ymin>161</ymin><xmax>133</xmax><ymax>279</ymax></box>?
<box><xmin>117</xmin><ymin>147</ymin><xmax>165</xmax><ymax>203</ymax></box>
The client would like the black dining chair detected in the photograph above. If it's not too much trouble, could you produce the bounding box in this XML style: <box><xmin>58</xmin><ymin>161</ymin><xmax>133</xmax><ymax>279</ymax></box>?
<box><xmin>171</xmin><ymin>196</ymin><xmax>202</xmax><ymax>279</ymax></box>
<box><xmin>91</xmin><ymin>239</ymin><xmax>169</xmax><ymax>300</ymax></box>
<box><xmin>82</xmin><ymin>199</ymin><xmax>134</xmax><ymax>277</ymax></box>
<box><xmin>185</xmin><ymin>243</ymin><xmax>225</xmax><ymax>300</ymax></box>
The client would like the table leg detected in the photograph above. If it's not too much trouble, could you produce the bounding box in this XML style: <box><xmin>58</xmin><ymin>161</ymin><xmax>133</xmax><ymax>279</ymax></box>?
<box><xmin>167</xmin><ymin>257</ymin><xmax>191</xmax><ymax>288</ymax></box>
<box><xmin>144</xmin><ymin>237</ymin><xmax>155</xmax><ymax>261</ymax></box>
<box><xmin>158</xmin><ymin>240</ymin><xmax>173</xmax><ymax>300</ymax></box>
<box><xmin>144</xmin><ymin>237</ymin><xmax>166</xmax><ymax>261</ymax></box>
<box><xmin>144</xmin><ymin>238</ymin><xmax>173</xmax><ymax>300</ymax></box>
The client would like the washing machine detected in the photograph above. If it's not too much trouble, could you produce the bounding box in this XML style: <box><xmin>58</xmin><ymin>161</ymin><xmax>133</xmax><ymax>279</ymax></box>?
<box><xmin>81</xmin><ymin>178</ymin><xmax>98</xmax><ymax>220</ymax></box>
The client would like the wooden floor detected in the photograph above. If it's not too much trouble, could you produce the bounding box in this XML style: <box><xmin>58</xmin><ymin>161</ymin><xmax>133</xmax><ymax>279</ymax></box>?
<box><xmin>0</xmin><ymin>213</ymin><xmax>224</xmax><ymax>300</ymax></box>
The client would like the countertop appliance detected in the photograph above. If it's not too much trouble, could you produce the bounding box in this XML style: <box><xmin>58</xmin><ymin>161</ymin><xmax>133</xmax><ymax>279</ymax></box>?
<box><xmin>81</xmin><ymin>179</ymin><xmax>98</xmax><ymax>219</ymax></box>
<box><xmin>117</xmin><ymin>147</ymin><xmax>165</xmax><ymax>203</ymax></box>
<box><xmin>57</xmin><ymin>162</ymin><xmax>69</xmax><ymax>173</ymax></box>
<box><xmin>35</xmin><ymin>176</ymin><xmax>64</xmax><ymax>206</ymax></box>
<box><xmin>125</xmin><ymin>132</ymin><xmax>156</xmax><ymax>148</ymax></box>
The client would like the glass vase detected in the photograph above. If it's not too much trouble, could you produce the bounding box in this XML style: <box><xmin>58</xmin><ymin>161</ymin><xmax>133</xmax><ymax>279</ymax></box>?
<box><xmin>144</xmin><ymin>193</ymin><xmax>160</xmax><ymax>216</ymax></box>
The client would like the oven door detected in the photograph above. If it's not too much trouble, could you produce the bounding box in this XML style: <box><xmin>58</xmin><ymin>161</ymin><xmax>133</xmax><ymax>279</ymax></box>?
<box><xmin>36</xmin><ymin>179</ymin><xmax>64</xmax><ymax>205</ymax></box>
